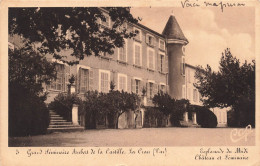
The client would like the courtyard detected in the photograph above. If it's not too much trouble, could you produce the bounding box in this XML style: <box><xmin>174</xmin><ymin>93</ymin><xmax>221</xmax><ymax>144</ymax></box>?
<box><xmin>9</xmin><ymin>127</ymin><xmax>255</xmax><ymax>147</ymax></box>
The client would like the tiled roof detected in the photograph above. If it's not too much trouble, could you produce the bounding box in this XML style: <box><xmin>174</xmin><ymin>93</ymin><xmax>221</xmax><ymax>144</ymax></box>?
<box><xmin>162</xmin><ymin>15</ymin><xmax>188</xmax><ymax>42</ymax></box>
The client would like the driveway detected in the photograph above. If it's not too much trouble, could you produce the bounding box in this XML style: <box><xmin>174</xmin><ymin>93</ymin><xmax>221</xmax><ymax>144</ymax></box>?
<box><xmin>9</xmin><ymin>127</ymin><xmax>255</xmax><ymax>147</ymax></box>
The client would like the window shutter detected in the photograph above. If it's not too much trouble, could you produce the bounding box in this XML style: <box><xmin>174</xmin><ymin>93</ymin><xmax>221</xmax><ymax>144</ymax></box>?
<box><xmin>146</xmin><ymin>82</ymin><xmax>148</xmax><ymax>96</ymax></box>
<box><xmin>64</xmin><ymin>65</ymin><xmax>70</xmax><ymax>92</ymax></box>
<box><xmin>157</xmin><ymin>54</ymin><xmax>160</xmax><ymax>71</ymax></box>
<box><xmin>139</xmin><ymin>80</ymin><xmax>143</xmax><ymax>95</ymax></box>
<box><xmin>146</xmin><ymin>34</ymin><xmax>149</xmax><ymax>44</ymax></box>
<box><xmin>154</xmin><ymin>83</ymin><xmax>158</xmax><ymax>96</ymax></box>
<box><xmin>165</xmin><ymin>55</ymin><xmax>168</xmax><ymax>74</ymax></box>
<box><xmin>131</xmin><ymin>78</ymin><xmax>135</xmax><ymax>93</ymax></box>
<box><xmin>89</xmin><ymin>69</ymin><xmax>94</xmax><ymax>91</ymax></box>
<box><xmin>77</xmin><ymin>67</ymin><xmax>81</xmax><ymax>93</ymax></box>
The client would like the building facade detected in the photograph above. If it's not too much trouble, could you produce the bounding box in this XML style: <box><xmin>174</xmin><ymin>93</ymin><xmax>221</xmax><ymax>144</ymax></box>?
<box><xmin>9</xmin><ymin>9</ymin><xmax>228</xmax><ymax>128</ymax></box>
<box><xmin>184</xmin><ymin>64</ymin><xmax>228</xmax><ymax>127</ymax></box>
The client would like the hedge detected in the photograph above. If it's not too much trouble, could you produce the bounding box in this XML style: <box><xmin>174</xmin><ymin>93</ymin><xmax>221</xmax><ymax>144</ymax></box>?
<box><xmin>188</xmin><ymin>105</ymin><xmax>218</xmax><ymax>128</ymax></box>
<box><xmin>9</xmin><ymin>86</ymin><xmax>50</xmax><ymax>137</ymax></box>
<box><xmin>48</xmin><ymin>93</ymin><xmax>81</xmax><ymax>122</ymax></box>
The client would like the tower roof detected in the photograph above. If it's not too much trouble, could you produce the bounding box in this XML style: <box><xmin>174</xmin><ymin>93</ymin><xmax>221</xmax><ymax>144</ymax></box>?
<box><xmin>162</xmin><ymin>15</ymin><xmax>188</xmax><ymax>43</ymax></box>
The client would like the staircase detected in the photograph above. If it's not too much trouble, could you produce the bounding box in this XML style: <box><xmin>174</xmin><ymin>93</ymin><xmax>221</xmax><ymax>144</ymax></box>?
<box><xmin>47</xmin><ymin>110</ymin><xmax>84</xmax><ymax>133</ymax></box>
<box><xmin>180</xmin><ymin>120</ymin><xmax>201</xmax><ymax>128</ymax></box>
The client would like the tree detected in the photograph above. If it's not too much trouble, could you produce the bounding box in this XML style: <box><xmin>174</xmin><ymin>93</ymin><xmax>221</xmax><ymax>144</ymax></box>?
<box><xmin>9</xmin><ymin>7</ymin><xmax>139</xmax><ymax>65</ymax></box>
<box><xmin>105</xmin><ymin>91</ymin><xmax>140</xmax><ymax>129</ymax></box>
<box><xmin>153</xmin><ymin>91</ymin><xmax>174</xmax><ymax>116</ymax></box>
<box><xmin>153</xmin><ymin>91</ymin><xmax>189</xmax><ymax>126</ymax></box>
<box><xmin>9</xmin><ymin>46</ymin><xmax>56</xmax><ymax>136</ymax></box>
<box><xmin>194</xmin><ymin>48</ymin><xmax>255</xmax><ymax>127</ymax></box>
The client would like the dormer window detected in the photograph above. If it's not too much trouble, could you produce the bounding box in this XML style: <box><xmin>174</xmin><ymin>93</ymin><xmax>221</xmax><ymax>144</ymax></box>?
<box><xmin>159</xmin><ymin>39</ymin><xmax>165</xmax><ymax>50</ymax></box>
<box><xmin>146</xmin><ymin>34</ymin><xmax>154</xmax><ymax>47</ymax></box>
<box><xmin>134</xmin><ymin>27</ymin><xmax>141</xmax><ymax>42</ymax></box>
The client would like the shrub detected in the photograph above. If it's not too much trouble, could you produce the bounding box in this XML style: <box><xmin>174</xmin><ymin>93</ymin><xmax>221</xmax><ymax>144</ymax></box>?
<box><xmin>48</xmin><ymin>93</ymin><xmax>81</xmax><ymax>121</ymax></box>
<box><xmin>188</xmin><ymin>105</ymin><xmax>217</xmax><ymax>128</ymax></box>
<box><xmin>143</xmin><ymin>107</ymin><xmax>165</xmax><ymax>128</ymax></box>
<box><xmin>170</xmin><ymin>99</ymin><xmax>189</xmax><ymax>127</ymax></box>
<box><xmin>9</xmin><ymin>85</ymin><xmax>50</xmax><ymax>137</ymax></box>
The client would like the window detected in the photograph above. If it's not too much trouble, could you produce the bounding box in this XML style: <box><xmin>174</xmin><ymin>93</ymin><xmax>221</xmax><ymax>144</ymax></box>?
<box><xmin>135</xmin><ymin>79</ymin><xmax>140</xmax><ymax>94</ymax></box>
<box><xmin>181</xmin><ymin>56</ymin><xmax>185</xmax><ymax>75</ymax></box>
<box><xmin>132</xmin><ymin>78</ymin><xmax>141</xmax><ymax>95</ymax></box>
<box><xmin>134</xmin><ymin>43</ymin><xmax>142</xmax><ymax>66</ymax></box>
<box><xmin>99</xmin><ymin>70</ymin><xmax>110</xmax><ymax>93</ymax></box>
<box><xmin>193</xmin><ymin>89</ymin><xmax>198</xmax><ymax>102</ymax></box>
<box><xmin>79</xmin><ymin>68</ymin><xmax>89</xmax><ymax>93</ymax></box>
<box><xmin>182</xmin><ymin>85</ymin><xmax>186</xmax><ymax>99</ymax></box>
<box><xmin>188</xmin><ymin>69</ymin><xmax>191</xmax><ymax>83</ymax></box>
<box><xmin>134</xmin><ymin>28</ymin><xmax>141</xmax><ymax>41</ymax></box>
<box><xmin>187</xmin><ymin>88</ymin><xmax>191</xmax><ymax>100</ymax></box>
<box><xmin>160</xmin><ymin>54</ymin><xmax>164</xmax><ymax>72</ymax></box>
<box><xmin>160</xmin><ymin>84</ymin><xmax>166</xmax><ymax>93</ymax></box>
<box><xmin>118</xmin><ymin>40</ymin><xmax>127</xmax><ymax>62</ymax></box>
<box><xmin>148</xmin><ymin>48</ymin><xmax>155</xmax><ymax>70</ymax></box>
<box><xmin>49</xmin><ymin>64</ymin><xmax>65</xmax><ymax>91</ymax></box>
<box><xmin>146</xmin><ymin>34</ymin><xmax>154</xmax><ymax>46</ymax></box>
<box><xmin>148</xmin><ymin>82</ymin><xmax>154</xmax><ymax>99</ymax></box>
<box><xmin>159</xmin><ymin>39</ymin><xmax>165</xmax><ymax>50</ymax></box>
<box><xmin>118</xmin><ymin>74</ymin><xmax>127</xmax><ymax>91</ymax></box>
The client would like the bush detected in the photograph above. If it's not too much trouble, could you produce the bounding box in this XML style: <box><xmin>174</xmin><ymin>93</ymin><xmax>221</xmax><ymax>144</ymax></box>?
<box><xmin>48</xmin><ymin>93</ymin><xmax>81</xmax><ymax>122</ymax></box>
<box><xmin>170</xmin><ymin>99</ymin><xmax>189</xmax><ymax>127</ymax></box>
<box><xmin>143</xmin><ymin>107</ymin><xmax>165</xmax><ymax>128</ymax></box>
<box><xmin>188</xmin><ymin>105</ymin><xmax>218</xmax><ymax>128</ymax></box>
<box><xmin>9</xmin><ymin>85</ymin><xmax>50</xmax><ymax>137</ymax></box>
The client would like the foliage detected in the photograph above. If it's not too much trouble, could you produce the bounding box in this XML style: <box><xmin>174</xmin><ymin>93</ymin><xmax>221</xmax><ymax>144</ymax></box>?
<box><xmin>9</xmin><ymin>47</ymin><xmax>56</xmax><ymax>136</ymax></box>
<box><xmin>143</xmin><ymin>107</ymin><xmax>165</xmax><ymax>128</ymax></box>
<box><xmin>9</xmin><ymin>85</ymin><xmax>50</xmax><ymax>137</ymax></box>
<box><xmin>103</xmin><ymin>90</ymin><xmax>141</xmax><ymax>128</ymax></box>
<box><xmin>152</xmin><ymin>91</ymin><xmax>174</xmax><ymax>116</ymax></box>
<box><xmin>9</xmin><ymin>7</ymin><xmax>139</xmax><ymax>65</ymax></box>
<box><xmin>9</xmin><ymin>47</ymin><xmax>56</xmax><ymax>97</ymax></box>
<box><xmin>171</xmin><ymin>99</ymin><xmax>190</xmax><ymax>126</ymax></box>
<box><xmin>194</xmin><ymin>48</ymin><xmax>255</xmax><ymax>127</ymax></box>
<box><xmin>80</xmin><ymin>90</ymin><xmax>141</xmax><ymax>129</ymax></box>
<box><xmin>188</xmin><ymin>105</ymin><xmax>218</xmax><ymax>128</ymax></box>
<box><xmin>153</xmin><ymin>91</ymin><xmax>189</xmax><ymax>127</ymax></box>
<box><xmin>48</xmin><ymin>93</ymin><xmax>81</xmax><ymax>121</ymax></box>
<box><xmin>79</xmin><ymin>91</ymin><xmax>104</xmax><ymax>129</ymax></box>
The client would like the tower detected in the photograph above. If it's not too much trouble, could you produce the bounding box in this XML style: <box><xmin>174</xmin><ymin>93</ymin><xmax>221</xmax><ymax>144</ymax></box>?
<box><xmin>162</xmin><ymin>13</ymin><xmax>188</xmax><ymax>99</ymax></box>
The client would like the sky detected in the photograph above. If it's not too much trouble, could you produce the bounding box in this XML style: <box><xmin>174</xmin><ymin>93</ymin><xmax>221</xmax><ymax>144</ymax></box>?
<box><xmin>130</xmin><ymin>7</ymin><xmax>255</xmax><ymax>71</ymax></box>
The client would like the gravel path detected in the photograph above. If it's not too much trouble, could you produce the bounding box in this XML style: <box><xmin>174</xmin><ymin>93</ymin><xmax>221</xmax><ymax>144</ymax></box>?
<box><xmin>9</xmin><ymin>128</ymin><xmax>255</xmax><ymax>147</ymax></box>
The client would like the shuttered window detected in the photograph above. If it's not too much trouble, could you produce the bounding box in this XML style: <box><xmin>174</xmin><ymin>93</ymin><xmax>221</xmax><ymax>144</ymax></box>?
<box><xmin>148</xmin><ymin>49</ymin><xmax>155</xmax><ymax>70</ymax></box>
<box><xmin>49</xmin><ymin>64</ymin><xmax>65</xmax><ymax>91</ymax></box>
<box><xmin>159</xmin><ymin>39</ymin><xmax>165</xmax><ymax>50</ymax></box>
<box><xmin>79</xmin><ymin>68</ymin><xmax>89</xmax><ymax>93</ymax></box>
<box><xmin>134</xmin><ymin>44</ymin><xmax>141</xmax><ymax>66</ymax></box>
<box><xmin>118</xmin><ymin>74</ymin><xmax>127</xmax><ymax>91</ymax></box>
<box><xmin>148</xmin><ymin>82</ymin><xmax>153</xmax><ymax>99</ymax></box>
<box><xmin>118</xmin><ymin>41</ymin><xmax>127</xmax><ymax>62</ymax></box>
<box><xmin>100</xmin><ymin>70</ymin><xmax>110</xmax><ymax>93</ymax></box>
<box><xmin>182</xmin><ymin>85</ymin><xmax>186</xmax><ymax>99</ymax></box>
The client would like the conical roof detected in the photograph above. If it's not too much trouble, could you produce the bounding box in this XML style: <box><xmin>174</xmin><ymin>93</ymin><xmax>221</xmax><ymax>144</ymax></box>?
<box><xmin>162</xmin><ymin>15</ymin><xmax>188</xmax><ymax>43</ymax></box>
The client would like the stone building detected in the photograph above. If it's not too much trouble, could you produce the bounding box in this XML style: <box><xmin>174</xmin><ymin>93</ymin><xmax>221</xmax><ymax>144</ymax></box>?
<box><xmin>9</xmin><ymin>9</ymin><xmax>228</xmax><ymax>129</ymax></box>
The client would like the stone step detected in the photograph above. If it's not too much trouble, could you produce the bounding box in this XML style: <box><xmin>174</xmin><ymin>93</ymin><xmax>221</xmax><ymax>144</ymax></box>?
<box><xmin>49</xmin><ymin>124</ymin><xmax>81</xmax><ymax>128</ymax></box>
<box><xmin>50</xmin><ymin>116</ymin><xmax>64</xmax><ymax>120</ymax></box>
<box><xmin>50</xmin><ymin>119</ymin><xmax>67</xmax><ymax>122</ymax></box>
<box><xmin>47</xmin><ymin>127</ymin><xmax>84</xmax><ymax>133</ymax></box>
<box><xmin>49</xmin><ymin>114</ymin><xmax>60</xmax><ymax>117</ymax></box>
<box><xmin>50</xmin><ymin>122</ymin><xmax>73</xmax><ymax>125</ymax></box>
